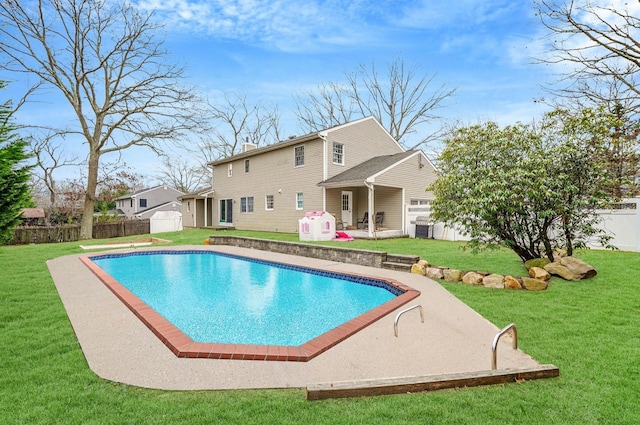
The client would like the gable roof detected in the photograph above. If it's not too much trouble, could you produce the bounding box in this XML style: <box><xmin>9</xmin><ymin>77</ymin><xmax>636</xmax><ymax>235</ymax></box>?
<box><xmin>134</xmin><ymin>200</ymin><xmax>182</xmax><ymax>217</ymax></box>
<box><xmin>114</xmin><ymin>185</ymin><xmax>183</xmax><ymax>201</ymax></box>
<box><xmin>208</xmin><ymin>116</ymin><xmax>390</xmax><ymax>167</ymax></box>
<box><xmin>318</xmin><ymin>151</ymin><xmax>419</xmax><ymax>187</ymax></box>
<box><xmin>21</xmin><ymin>208</ymin><xmax>45</xmax><ymax>218</ymax></box>
<box><xmin>178</xmin><ymin>187</ymin><xmax>214</xmax><ymax>200</ymax></box>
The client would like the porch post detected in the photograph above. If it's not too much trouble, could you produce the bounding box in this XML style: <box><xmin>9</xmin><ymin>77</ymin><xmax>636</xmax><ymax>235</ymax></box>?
<box><xmin>365</xmin><ymin>179</ymin><xmax>375</xmax><ymax>238</ymax></box>
<box><xmin>193</xmin><ymin>199</ymin><xmax>197</xmax><ymax>228</ymax></box>
<box><xmin>203</xmin><ymin>195</ymin><xmax>208</xmax><ymax>227</ymax></box>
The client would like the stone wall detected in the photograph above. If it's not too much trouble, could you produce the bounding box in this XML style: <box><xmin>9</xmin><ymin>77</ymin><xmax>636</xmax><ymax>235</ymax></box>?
<box><xmin>208</xmin><ymin>235</ymin><xmax>387</xmax><ymax>267</ymax></box>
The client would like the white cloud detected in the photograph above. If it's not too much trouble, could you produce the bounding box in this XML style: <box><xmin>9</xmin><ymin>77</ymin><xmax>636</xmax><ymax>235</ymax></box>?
<box><xmin>132</xmin><ymin>0</ymin><xmax>386</xmax><ymax>52</ymax></box>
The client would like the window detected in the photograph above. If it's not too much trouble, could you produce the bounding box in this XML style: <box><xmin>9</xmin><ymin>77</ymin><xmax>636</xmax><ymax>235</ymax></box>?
<box><xmin>228</xmin><ymin>163</ymin><xmax>233</xmax><ymax>177</ymax></box>
<box><xmin>130</xmin><ymin>199</ymin><xmax>133</xmax><ymax>208</ymax></box>
<box><xmin>333</xmin><ymin>142</ymin><xmax>344</xmax><ymax>165</ymax></box>
<box><xmin>265</xmin><ymin>195</ymin><xmax>274</xmax><ymax>211</ymax></box>
<box><xmin>240</xmin><ymin>196</ymin><xmax>254</xmax><ymax>213</ymax></box>
<box><xmin>410</xmin><ymin>199</ymin><xmax>431</xmax><ymax>205</ymax></box>
<box><xmin>296</xmin><ymin>192</ymin><xmax>304</xmax><ymax>210</ymax></box>
<box><xmin>244</xmin><ymin>159</ymin><xmax>250</xmax><ymax>173</ymax></box>
<box><xmin>187</xmin><ymin>201</ymin><xmax>191</xmax><ymax>213</ymax></box>
<box><xmin>139</xmin><ymin>199</ymin><xmax>147</xmax><ymax>208</ymax></box>
<box><xmin>294</xmin><ymin>145</ymin><xmax>304</xmax><ymax>167</ymax></box>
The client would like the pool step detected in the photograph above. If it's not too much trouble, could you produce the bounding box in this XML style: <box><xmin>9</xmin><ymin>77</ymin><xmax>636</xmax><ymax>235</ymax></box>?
<box><xmin>382</xmin><ymin>254</ymin><xmax>420</xmax><ymax>272</ymax></box>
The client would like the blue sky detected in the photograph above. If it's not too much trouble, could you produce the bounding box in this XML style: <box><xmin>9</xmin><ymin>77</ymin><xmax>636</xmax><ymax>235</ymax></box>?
<box><xmin>8</xmin><ymin>0</ymin><xmax>556</xmax><ymax>182</ymax></box>
<box><xmin>149</xmin><ymin>0</ymin><xmax>552</xmax><ymax>126</ymax></box>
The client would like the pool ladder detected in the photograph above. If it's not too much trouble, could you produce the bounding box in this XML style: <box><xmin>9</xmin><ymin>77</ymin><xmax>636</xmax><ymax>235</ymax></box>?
<box><xmin>491</xmin><ymin>323</ymin><xmax>518</xmax><ymax>370</ymax></box>
<box><xmin>394</xmin><ymin>308</ymin><xmax>518</xmax><ymax>371</ymax></box>
<box><xmin>393</xmin><ymin>305</ymin><xmax>424</xmax><ymax>337</ymax></box>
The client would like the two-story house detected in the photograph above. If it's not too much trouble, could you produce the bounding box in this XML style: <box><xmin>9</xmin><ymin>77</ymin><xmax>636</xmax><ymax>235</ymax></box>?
<box><xmin>115</xmin><ymin>185</ymin><xmax>184</xmax><ymax>219</ymax></box>
<box><xmin>180</xmin><ymin>116</ymin><xmax>438</xmax><ymax>238</ymax></box>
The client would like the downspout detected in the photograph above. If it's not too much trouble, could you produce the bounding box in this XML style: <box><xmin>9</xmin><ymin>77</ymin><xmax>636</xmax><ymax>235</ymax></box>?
<box><xmin>364</xmin><ymin>179</ymin><xmax>375</xmax><ymax>238</ymax></box>
<box><xmin>320</xmin><ymin>133</ymin><xmax>328</xmax><ymax>211</ymax></box>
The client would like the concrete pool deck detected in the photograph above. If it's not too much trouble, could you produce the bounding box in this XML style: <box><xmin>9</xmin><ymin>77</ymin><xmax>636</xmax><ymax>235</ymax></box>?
<box><xmin>47</xmin><ymin>245</ymin><xmax>558</xmax><ymax>397</ymax></box>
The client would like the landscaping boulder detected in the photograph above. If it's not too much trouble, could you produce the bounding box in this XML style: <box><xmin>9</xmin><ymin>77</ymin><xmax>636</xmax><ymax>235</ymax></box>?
<box><xmin>483</xmin><ymin>274</ymin><xmax>505</xmax><ymax>289</ymax></box>
<box><xmin>443</xmin><ymin>268</ymin><xmax>463</xmax><ymax>282</ymax></box>
<box><xmin>529</xmin><ymin>266</ymin><xmax>551</xmax><ymax>281</ymax></box>
<box><xmin>521</xmin><ymin>277</ymin><xmax>549</xmax><ymax>291</ymax></box>
<box><xmin>462</xmin><ymin>271</ymin><xmax>484</xmax><ymax>285</ymax></box>
<box><xmin>504</xmin><ymin>275</ymin><xmax>523</xmax><ymax>290</ymax></box>
<box><xmin>544</xmin><ymin>256</ymin><xmax>597</xmax><ymax>281</ymax></box>
<box><xmin>425</xmin><ymin>267</ymin><xmax>444</xmax><ymax>280</ymax></box>
<box><xmin>544</xmin><ymin>261</ymin><xmax>583</xmax><ymax>281</ymax></box>
<box><xmin>411</xmin><ymin>262</ymin><xmax>427</xmax><ymax>276</ymax></box>
<box><xmin>524</xmin><ymin>258</ymin><xmax>550</xmax><ymax>270</ymax></box>
<box><xmin>560</xmin><ymin>256</ymin><xmax>597</xmax><ymax>279</ymax></box>
<box><xmin>553</xmin><ymin>249</ymin><xmax>568</xmax><ymax>261</ymax></box>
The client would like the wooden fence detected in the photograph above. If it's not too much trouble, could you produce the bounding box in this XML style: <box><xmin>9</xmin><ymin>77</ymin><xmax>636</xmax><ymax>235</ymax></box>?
<box><xmin>10</xmin><ymin>219</ymin><xmax>151</xmax><ymax>245</ymax></box>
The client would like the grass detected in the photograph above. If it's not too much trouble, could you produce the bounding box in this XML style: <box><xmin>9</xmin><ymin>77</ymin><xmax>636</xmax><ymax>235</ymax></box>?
<box><xmin>1</xmin><ymin>229</ymin><xmax>639</xmax><ymax>424</ymax></box>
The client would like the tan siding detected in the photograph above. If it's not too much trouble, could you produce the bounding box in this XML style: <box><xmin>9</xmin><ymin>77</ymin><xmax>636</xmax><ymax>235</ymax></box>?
<box><xmin>324</xmin><ymin>189</ymin><xmax>343</xmax><ymax>219</ymax></box>
<box><xmin>375</xmin><ymin>153</ymin><xmax>438</xmax><ymax>201</ymax></box>
<box><xmin>325</xmin><ymin>118</ymin><xmax>403</xmax><ymax>179</ymax></box>
<box><xmin>354</xmin><ymin>189</ymin><xmax>369</xmax><ymax>226</ymax></box>
<box><xmin>373</xmin><ymin>187</ymin><xmax>403</xmax><ymax>230</ymax></box>
<box><xmin>211</xmin><ymin>139</ymin><xmax>325</xmax><ymax>233</ymax></box>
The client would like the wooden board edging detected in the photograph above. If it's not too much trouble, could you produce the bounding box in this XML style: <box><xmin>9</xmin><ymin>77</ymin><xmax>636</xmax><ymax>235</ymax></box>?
<box><xmin>306</xmin><ymin>364</ymin><xmax>559</xmax><ymax>400</ymax></box>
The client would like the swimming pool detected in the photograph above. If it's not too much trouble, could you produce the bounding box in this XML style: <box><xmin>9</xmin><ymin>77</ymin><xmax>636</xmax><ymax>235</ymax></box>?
<box><xmin>81</xmin><ymin>248</ymin><xmax>420</xmax><ymax>361</ymax></box>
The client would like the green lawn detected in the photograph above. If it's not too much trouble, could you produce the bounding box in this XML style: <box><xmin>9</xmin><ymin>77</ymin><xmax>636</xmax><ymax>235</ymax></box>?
<box><xmin>1</xmin><ymin>229</ymin><xmax>639</xmax><ymax>424</ymax></box>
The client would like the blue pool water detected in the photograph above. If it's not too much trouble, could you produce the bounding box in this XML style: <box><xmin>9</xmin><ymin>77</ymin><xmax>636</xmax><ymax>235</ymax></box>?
<box><xmin>91</xmin><ymin>251</ymin><xmax>398</xmax><ymax>346</ymax></box>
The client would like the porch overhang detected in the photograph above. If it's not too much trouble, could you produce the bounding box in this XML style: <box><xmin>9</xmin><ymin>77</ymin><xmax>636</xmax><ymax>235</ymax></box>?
<box><xmin>317</xmin><ymin>179</ymin><xmax>369</xmax><ymax>188</ymax></box>
<box><xmin>179</xmin><ymin>188</ymin><xmax>215</xmax><ymax>200</ymax></box>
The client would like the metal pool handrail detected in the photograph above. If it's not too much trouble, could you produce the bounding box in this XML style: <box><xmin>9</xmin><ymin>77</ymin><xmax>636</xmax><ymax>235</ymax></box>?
<box><xmin>491</xmin><ymin>323</ymin><xmax>518</xmax><ymax>370</ymax></box>
<box><xmin>393</xmin><ymin>305</ymin><xmax>424</xmax><ymax>337</ymax></box>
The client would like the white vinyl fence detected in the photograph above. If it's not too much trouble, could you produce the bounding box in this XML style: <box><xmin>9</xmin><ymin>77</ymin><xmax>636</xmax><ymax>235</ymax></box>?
<box><xmin>589</xmin><ymin>199</ymin><xmax>640</xmax><ymax>252</ymax></box>
<box><xmin>406</xmin><ymin>198</ymin><xmax>640</xmax><ymax>252</ymax></box>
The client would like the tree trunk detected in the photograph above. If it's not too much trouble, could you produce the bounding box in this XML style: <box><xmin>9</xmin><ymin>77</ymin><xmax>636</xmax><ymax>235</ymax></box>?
<box><xmin>563</xmin><ymin>215</ymin><xmax>574</xmax><ymax>257</ymax></box>
<box><xmin>79</xmin><ymin>152</ymin><xmax>99</xmax><ymax>240</ymax></box>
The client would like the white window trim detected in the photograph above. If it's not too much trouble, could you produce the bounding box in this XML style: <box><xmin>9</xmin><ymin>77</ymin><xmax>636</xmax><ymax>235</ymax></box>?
<box><xmin>227</xmin><ymin>163</ymin><xmax>233</xmax><ymax>177</ymax></box>
<box><xmin>296</xmin><ymin>192</ymin><xmax>303</xmax><ymax>210</ymax></box>
<box><xmin>240</xmin><ymin>196</ymin><xmax>254</xmax><ymax>213</ymax></box>
<box><xmin>265</xmin><ymin>195</ymin><xmax>274</xmax><ymax>211</ymax></box>
<box><xmin>244</xmin><ymin>159</ymin><xmax>250</xmax><ymax>173</ymax></box>
<box><xmin>294</xmin><ymin>145</ymin><xmax>305</xmax><ymax>168</ymax></box>
<box><xmin>332</xmin><ymin>142</ymin><xmax>344</xmax><ymax>165</ymax></box>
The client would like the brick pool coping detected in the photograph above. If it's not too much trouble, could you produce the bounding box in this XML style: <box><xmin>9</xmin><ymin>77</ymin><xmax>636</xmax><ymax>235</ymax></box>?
<box><xmin>79</xmin><ymin>252</ymin><xmax>420</xmax><ymax>362</ymax></box>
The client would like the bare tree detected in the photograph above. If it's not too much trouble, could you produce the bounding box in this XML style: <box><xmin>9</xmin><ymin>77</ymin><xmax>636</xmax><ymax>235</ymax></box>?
<box><xmin>295</xmin><ymin>82</ymin><xmax>357</xmax><ymax>130</ymax></box>
<box><xmin>204</xmin><ymin>92</ymin><xmax>282</xmax><ymax>158</ymax></box>
<box><xmin>535</xmin><ymin>0</ymin><xmax>640</xmax><ymax>197</ymax></box>
<box><xmin>30</xmin><ymin>131</ymin><xmax>81</xmax><ymax>208</ymax></box>
<box><xmin>156</xmin><ymin>155</ymin><xmax>209</xmax><ymax>193</ymax></box>
<box><xmin>0</xmin><ymin>0</ymin><xmax>200</xmax><ymax>239</ymax></box>
<box><xmin>535</xmin><ymin>0</ymin><xmax>640</xmax><ymax>108</ymax></box>
<box><xmin>295</xmin><ymin>57</ymin><xmax>456</xmax><ymax>149</ymax></box>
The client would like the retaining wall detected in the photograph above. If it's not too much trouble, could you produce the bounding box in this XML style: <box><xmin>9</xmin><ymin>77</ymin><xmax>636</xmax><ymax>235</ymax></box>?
<box><xmin>208</xmin><ymin>235</ymin><xmax>387</xmax><ymax>268</ymax></box>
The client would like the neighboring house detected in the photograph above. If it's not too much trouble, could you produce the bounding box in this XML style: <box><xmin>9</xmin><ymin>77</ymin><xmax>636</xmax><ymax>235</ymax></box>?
<box><xmin>19</xmin><ymin>208</ymin><xmax>46</xmax><ymax>226</ymax></box>
<box><xmin>180</xmin><ymin>116</ymin><xmax>438</xmax><ymax>237</ymax></box>
<box><xmin>114</xmin><ymin>185</ymin><xmax>184</xmax><ymax>219</ymax></box>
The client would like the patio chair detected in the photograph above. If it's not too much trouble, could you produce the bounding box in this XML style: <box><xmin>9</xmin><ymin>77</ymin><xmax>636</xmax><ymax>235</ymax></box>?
<box><xmin>332</xmin><ymin>213</ymin><xmax>344</xmax><ymax>230</ymax></box>
<box><xmin>374</xmin><ymin>212</ymin><xmax>384</xmax><ymax>229</ymax></box>
<box><xmin>363</xmin><ymin>212</ymin><xmax>384</xmax><ymax>230</ymax></box>
<box><xmin>356</xmin><ymin>212</ymin><xmax>368</xmax><ymax>229</ymax></box>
